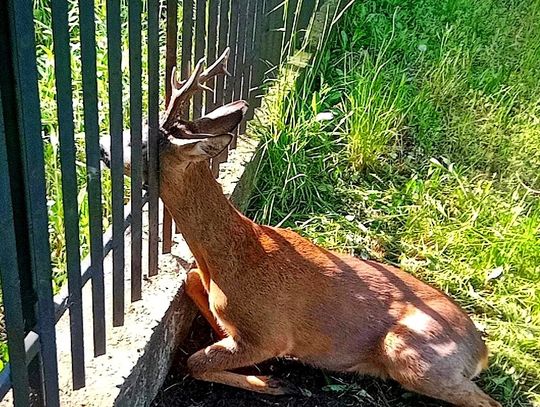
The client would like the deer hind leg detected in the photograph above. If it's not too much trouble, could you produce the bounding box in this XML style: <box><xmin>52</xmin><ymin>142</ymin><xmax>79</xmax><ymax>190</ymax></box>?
<box><xmin>398</xmin><ymin>377</ymin><xmax>501</xmax><ymax>407</ymax></box>
<box><xmin>187</xmin><ymin>336</ymin><xmax>294</xmax><ymax>395</ymax></box>
<box><xmin>185</xmin><ymin>269</ymin><xmax>226</xmax><ymax>339</ymax></box>
<box><xmin>381</xmin><ymin>327</ymin><xmax>501</xmax><ymax>407</ymax></box>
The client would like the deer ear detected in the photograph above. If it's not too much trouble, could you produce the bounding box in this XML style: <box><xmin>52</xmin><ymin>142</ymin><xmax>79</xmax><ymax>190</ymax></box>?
<box><xmin>185</xmin><ymin>100</ymin><xmax>248</xmax><ymax>135</ymax></box>
<box><xmin>170</xmin><ymin>134</ymin><xmax>232</xmax><ymax>161</ymax></box>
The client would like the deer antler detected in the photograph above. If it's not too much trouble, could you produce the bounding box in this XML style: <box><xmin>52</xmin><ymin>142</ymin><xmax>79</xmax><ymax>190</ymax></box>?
<box><xmin>200</xmin><ymin>48</ymin><xmax>231</xmax><ymax>82</ymax></box>
<box><xmin>161</xmin><ymin>48</ymin><xmax>231</xmax><ymax>132</ymax></box>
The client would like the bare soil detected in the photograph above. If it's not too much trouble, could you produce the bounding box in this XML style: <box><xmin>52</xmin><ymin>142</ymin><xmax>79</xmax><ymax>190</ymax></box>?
<box><xmin>152</xmin><ymin>316</ymin><xmax>451</xmax><ymax>407</ymax></box>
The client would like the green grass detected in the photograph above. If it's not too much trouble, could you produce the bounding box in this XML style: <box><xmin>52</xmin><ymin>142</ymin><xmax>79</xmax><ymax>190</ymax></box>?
<box><xmin>35</xmin><ymin>0</ymin><xmax>156</xmax><ymax>290</ymax></box>
<box><xmin>247</xmin><ymin>0</ymin><xmax>540</xmax><ymax>405</ymax></box>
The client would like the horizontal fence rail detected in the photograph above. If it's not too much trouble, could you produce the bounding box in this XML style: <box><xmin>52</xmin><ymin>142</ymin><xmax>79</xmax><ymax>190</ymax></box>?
<box><xmin>0</xmin><ymin>0</ymin><xmax>319</xmax><ymax>405</ymax></box>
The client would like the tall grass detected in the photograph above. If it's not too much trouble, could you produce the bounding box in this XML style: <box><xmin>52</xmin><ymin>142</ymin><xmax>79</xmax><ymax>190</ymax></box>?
<box><xmin>248</xmin><ymin>0</ymin><xmax>540</xmax><ymax>405</ymax></box>
<box><xmin>35</xmin><ymin>0</ymin><xmax>155</xmax><ymax>289</ymax></box>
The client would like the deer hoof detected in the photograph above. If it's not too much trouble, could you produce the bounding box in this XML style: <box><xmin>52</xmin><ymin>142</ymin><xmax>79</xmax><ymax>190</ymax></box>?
<box><xmin>266</xmin><ymin>376</ymin><xmax>299</xmax><ymax>395</ymax></box>
<box><xmin>246</xmin><ymin>375</ymin><xmax>298</xmax><ymax>395</ymax></box>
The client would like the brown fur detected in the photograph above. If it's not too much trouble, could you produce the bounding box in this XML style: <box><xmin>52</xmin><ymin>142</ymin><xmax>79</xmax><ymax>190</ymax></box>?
<box><xmin>100</xmin><ymin>51</ymin><xmax>500</xmax><ymax>405</ymax></box>
<box><xmin>159</xmin><ymin>155</ymin><xmax>501</xmax><ymax>407</ymax></box>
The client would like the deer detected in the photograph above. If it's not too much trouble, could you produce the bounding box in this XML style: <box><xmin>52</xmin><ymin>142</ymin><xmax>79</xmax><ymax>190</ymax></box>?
<box><xmin>100</xmin><ymin>48</ymin><xmax>501</xmax><ymax>407</ymax></box>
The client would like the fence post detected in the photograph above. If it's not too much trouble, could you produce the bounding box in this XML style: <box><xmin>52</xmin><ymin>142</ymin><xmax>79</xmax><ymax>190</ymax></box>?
<box><xmin>0</xmin><ymin>82</ymin><xmax>30</xmax><ymax>407</ymax></box>
<box><xmin>0</xmin><ymin>0</ymin><xmax>60</xmax><ymax>405</ymax></box>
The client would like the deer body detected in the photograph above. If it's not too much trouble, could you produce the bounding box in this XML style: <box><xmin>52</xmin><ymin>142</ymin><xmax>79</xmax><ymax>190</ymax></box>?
<box><xmin>100</xmin><ymin>49</ymin><xmax>501</xmax><ymax>406</ymax></box>
<box><xmin>161</xmin><ymin>159</ymin><xmax>498</xmax><ymax>407</ymax></box>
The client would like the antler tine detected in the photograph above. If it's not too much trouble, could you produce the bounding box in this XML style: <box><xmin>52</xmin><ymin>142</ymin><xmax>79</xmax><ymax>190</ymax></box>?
<box><xmin>162</xmin><ymin>58</ymin><xmax>206</xmax><ymax>130</ymax></box>
<box><xmin>200</xmin><ymin>47</ymin><xmax>231</xmax><ymax>83</ymax></box>
<box><xmin>171</xmin><ymin>66</ymin><xmax>182</xmax><ymax>90</ymax></box>
<box><xmin>161</xmin><ymin>49</ymin><xmax>232</xmax><ymax>131</ymax></box>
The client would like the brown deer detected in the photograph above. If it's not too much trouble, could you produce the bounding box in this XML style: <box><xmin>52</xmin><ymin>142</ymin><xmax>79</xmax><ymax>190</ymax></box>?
<box><xmin>100</xmin><ymin>49</ymin><xmax>501</xmax><ymax>407</ymax></box>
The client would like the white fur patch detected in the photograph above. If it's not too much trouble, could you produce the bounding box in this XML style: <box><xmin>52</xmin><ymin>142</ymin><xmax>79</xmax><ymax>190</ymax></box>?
<box><xmin>400</xmin><ymin>309</ymin><xmax>432</xmax><ymax>334</ymax></box>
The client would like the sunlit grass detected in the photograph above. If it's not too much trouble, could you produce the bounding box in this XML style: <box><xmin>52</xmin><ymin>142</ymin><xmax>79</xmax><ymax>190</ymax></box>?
<box><xmin>248</xmin><ymin>0</ymin><xmax>540</xmax><ymax>405</ymax></box>
<box><xmin>35</xmin><ymin>0</ymin><xmax>155</xmax><ymax>288</ymax></box>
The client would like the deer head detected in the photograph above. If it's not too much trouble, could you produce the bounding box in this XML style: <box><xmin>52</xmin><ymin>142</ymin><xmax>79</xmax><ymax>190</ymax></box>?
<box><xmin>99</xmin><ymin>47</ymin><xmax>248</xmax><ymax>185</ymax></box>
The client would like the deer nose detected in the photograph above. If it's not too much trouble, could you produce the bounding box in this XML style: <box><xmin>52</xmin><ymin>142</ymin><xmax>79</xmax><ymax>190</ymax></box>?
<box><xmin>99</xmin><ymin>143</ymin><xmax>111</xmax><ymax>168</ymax></box>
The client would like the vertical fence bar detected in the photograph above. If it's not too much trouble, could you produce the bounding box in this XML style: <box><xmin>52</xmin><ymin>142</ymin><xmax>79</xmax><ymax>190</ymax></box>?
<box><xmin>78</xmin><ymin>0</ymin><xmax>106</xmax><ymax>357</ymax></box>
<box><xmin>298</xmin><ymin>0</ymin><xmax>316</xmax><ymax>45</ymax></box>
<box><xmin>0</xmin><ymin>95</ymin><xmax>30</xmax><ymax>407</ymax></box>
<box><xmin>50</xmin><ymin>0</ymin><xmax>85</xmax><ymax>389</ymax></box>
<box><xmin>239</xmin><ymin>0</ymin><xmax>256</xmax><ymax>133</ymax></box>
<box><xmin>206</xmin><ymin>0</ymin><xmax>219</xmax><ymax>113</ymax></box>
<box><xmin>207</xmin><ymin>0</ymin><xmax>219</xmax><ymax>176</ymax></box>
<box><xmin>0</xmin><ymin>6</ymin><xmax>37</xmax><ymax>341</ymax></box>
<box><xmin>181</xmin><ymin>0</ymin><xmax>194</xmax><ymax>111</ymax></box>
<box><xmin>216</xmin><ymin>0</ymin><xmax>230</xmax><ymax>107</ymax></box>
<box><xmin>254</xmin><ymin>0</ymin><xmax>266</xmax><ymax>102</ymax></box>
<box><xmin>264</xmin><ymin>0</ymin><xmax>278</xmax><ymax>69</ymax></box>
<box><xmin>226</xmin><ymin>0</ymin><xmax>239</xmax><ymax>105</ymax></box>
<box><xmin>250</xmin><ymin>0</ymin><xmax>267</xmax><ymax>111</ymax></box>
<box><xmin>147</xmin><ymin>0</ymin><xmax>160</xmax><ymax>276</ymax></box>
<box><xmin>129</xmin><ymin>0</ymin><xmax>144</xmax><ymax>300</ymax></box>
<box><xmin>234</xmin><ymin>0</ymin><xmax>248</xmax><ymax>104</ymax></box>
<box><xmin>227</xmin><ymin>0</ymin><xmax>240</xmax><ymax>148</ymax></box>
<box><xmin>261</xmin><ymin>0</ymin><xmax>273</xmax><ymax>69</ymax></box>
<box><xmin>270</xmin><ymin>0</ymin><xmax>284</xmax><ymax>68</ymax></box>
<box><xmin>212</xmin><ymin>0</ymin><xmax>231</xmax><ymax>176</ymax></box>
<box><xmin>107</xmin><ymin>0</ymin><xmax>125</xmax><ymax>326</ymax></box>
<box><xmin>232</xmin><ymin>0</ymin><xmax>248</xmax><ymax>146</ymax></box>
<box><xmin>5</xmin><ymin>0</ymin><xmax>60</xmax><ymax>403</ymax></box>
<box><xmin>161</xmin><ymin>0</ymin><xmax>178</xmax><ymax>256</ymax></box>
<box><xmin>193</xmin><ymin>0</ymin><xmax>207</xmax><ymax>118</ymax></box>
<box><xmin>165</xmin><ymin>0</ymin><xmax>178</xmax><ymax>106</ymax></box>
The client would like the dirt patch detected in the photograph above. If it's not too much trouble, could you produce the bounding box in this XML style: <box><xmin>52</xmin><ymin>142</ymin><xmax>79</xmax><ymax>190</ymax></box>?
<box><xmin>152</xmin><ymin>317</ymin><xmax>451</xmax><ymax>407</ymax></box>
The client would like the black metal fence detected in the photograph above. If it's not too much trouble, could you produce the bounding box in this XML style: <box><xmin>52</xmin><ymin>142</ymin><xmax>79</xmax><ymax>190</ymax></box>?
<box><xmin>0</xmin><ymin>0</ymin><xmax>317</xmax><ymax>405</ymax></box>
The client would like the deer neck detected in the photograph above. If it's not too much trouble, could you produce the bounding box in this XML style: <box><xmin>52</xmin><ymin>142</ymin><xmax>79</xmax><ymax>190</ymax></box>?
<box><xmin>160</xmin><ymin>161</ymin><xmax>256</xmax><ymax>275</ymax></box>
